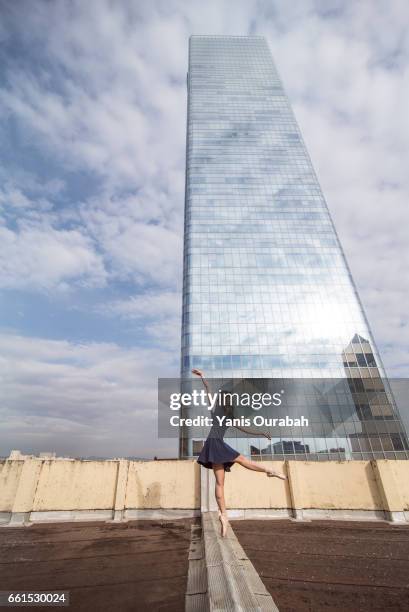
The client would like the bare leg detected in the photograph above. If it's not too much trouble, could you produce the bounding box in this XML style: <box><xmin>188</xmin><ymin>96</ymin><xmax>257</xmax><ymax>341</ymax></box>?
<box><xmin>213</xmin><ymin>464</ymin><xmax>228</xmax><ymax>537</ymax></box>
<box><xmin>234</xmin><ymin>455</ymin><xmax>286</xmax><ymax>479</ymax></box>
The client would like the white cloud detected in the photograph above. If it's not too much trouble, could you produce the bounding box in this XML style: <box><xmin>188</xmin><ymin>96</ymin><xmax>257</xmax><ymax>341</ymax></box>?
<box><xmin>0</xmin><ymin>223</ymin><xmax>107</xmax><ymax>291</ymax></box>
<box><xmin>0</xmin><ymin>1</ymin><xmax>187</xmax><ymax>290</ymax></box>
<box><xmin>99</xmin><ymin>290</ymin><xmax>182</xmax><ymax>349</ymax></box>
<box><xmin>0</xmin><ymin>2</ymin><xmax>188</xmax><ymax>191</ymax></box>
<box><xmin>81</xmin><ymin>199</ymin><xmax>183</xmax><ymax>286</ymax></box>
<box><xmin>0</xmin><ymin>332</ymin><xmax>177</xmax><ymax>458</ymax></box>
<box><xmin>103</xmin><ymin>291</ymin><xmax>181</xmax><ymax>320</ymax></box>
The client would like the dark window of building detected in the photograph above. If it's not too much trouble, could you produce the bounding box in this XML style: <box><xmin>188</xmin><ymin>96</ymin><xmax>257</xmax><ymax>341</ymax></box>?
<box><xmin>192</xmin><ymin>440</ymin><xmax>204</xmax><ymax>456</ymax></box>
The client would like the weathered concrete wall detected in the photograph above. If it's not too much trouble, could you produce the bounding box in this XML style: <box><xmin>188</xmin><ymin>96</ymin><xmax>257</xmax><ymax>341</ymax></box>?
<box><xmin>226</xmin><ymin>460</ymin><xmax>384</xmax><ymax>512</ymax></box>
<box><xmin>0</xmin><ymin>460</ymin><xmax>24</xmax><ymax>512</ymax></box>
<box><xmin>33</xmin><ymin>460</ymin><xmax>118</xmax><ymax>511</ymax></box>
<box><xmin>1</xmin><ymin>458</ymin><xmax>409</xmax><ymax>524</ymax></box>
<box><xmin>0</xmin><ymin>459</ymin><xmax>200</xmax><ymax>518</ymax></box>
<box><xmin>226</xmin><ymin>460</ymin><xmax>290</xmax><ymax>509</ymax></box>
<box><xmin>126</xmin><ymin>460</ymin><xmax>200</xmax><ymax>509</ymax></box>
<box><xmin>388</xmin><ymin>460</ymin><xmax>409</xmax><ymax>510</ymax></box>
<box><xmin>286</xmin><ymin>460</ymin><xmax>382</xmax><ymax>511</ymax></box>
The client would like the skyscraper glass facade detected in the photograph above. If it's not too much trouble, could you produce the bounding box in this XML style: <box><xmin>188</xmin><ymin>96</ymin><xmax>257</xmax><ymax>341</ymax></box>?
<box><xmin>180</xmin><ymin>35</ymin><xmax>408</xmax><ymax>460</ymax></box>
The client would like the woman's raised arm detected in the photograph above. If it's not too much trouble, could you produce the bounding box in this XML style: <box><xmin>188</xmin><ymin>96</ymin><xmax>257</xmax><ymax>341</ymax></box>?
<box><xmin>234</xmin><ymin>423</ymin><xmax>271</xmax><ymax>439</ymax></box>
<box><xmin>192</xmin><ymin>369</ymin><xmax>212</xmax><ymax>408</ymax></box>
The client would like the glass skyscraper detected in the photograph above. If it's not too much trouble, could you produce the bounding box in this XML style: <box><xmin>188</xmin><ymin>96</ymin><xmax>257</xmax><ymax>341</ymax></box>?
<box><xmin>180</xmin><ymin>35</ymin><xmax>408</xmax><ymax>461</ymax></box>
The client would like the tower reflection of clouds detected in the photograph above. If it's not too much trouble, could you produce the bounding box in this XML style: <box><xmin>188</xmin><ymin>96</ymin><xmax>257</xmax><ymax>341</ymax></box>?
<box><xmin>179</xmin><ymin>36</ymin><xmax>409</xmax><ymax>461</ymax></box>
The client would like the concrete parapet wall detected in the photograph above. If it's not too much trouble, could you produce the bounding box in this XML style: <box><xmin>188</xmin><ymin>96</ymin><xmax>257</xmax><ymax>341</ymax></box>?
<box><xmin>126</xmin><ymin>459</ymin><xmax>200</xmax><ymax>509</ymax></box>
<box><xmin>386</xmin><ymin>460</ymin><xmax>409</xmax><ymax>510</ymax></box>
<box><xmin>0</xmin><ymin>459</ymin><xmax>200</xmax><ymax>524</ymax></box>
<box><xmin>33</xmin><ymin>459</ymin><xmax>118</xmax><ymax>511</ymax></box>
<box><xmin>0</xmin><ymin>458</ymin><xmax>408</xmax><ymax>524</ymax></box>
<box><xmin>287</xmin><ymin>460</ymin><xmax>382</xmax><ymax>511</ymax></box>
<box><xmin>0</xmin><ymin>460</ymin><xmax>24</xmax><ymax>511</ymax></box>
<box><xmin>226</xmin><ymin>460</ymin><xmax>291</xmax><ymax>509</ymax></box>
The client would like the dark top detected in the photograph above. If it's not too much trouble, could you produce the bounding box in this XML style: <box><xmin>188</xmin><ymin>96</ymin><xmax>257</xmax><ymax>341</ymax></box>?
<box><xmin>207</xmin><ymin>402</ymin><xmax>230</xmax><ymax>439</ymax></box>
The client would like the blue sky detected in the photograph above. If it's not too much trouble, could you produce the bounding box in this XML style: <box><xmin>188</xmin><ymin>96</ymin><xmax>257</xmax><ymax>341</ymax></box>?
<box><xmin>0</xmin><ymin>0</ymin><xmax>408</xmax><ymax>458</ymax></box>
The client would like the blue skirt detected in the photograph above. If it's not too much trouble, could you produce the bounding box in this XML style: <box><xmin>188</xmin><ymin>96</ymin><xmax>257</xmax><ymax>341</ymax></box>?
<box><xmin>197</xmin><ymin>438</ymin><xmax>240</xmax><ymax>472</ymax></box>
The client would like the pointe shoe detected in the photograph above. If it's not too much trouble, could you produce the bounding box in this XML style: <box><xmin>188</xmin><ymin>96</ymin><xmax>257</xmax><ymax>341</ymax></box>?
<box><xmin>267</xmin><ymin>470</ymin><xmax>287</xmax><ymax>480</ymax></box>
<box><xmin>219</xmin><ymin>513</ymin><xmax>228</xmax><ymax>538</ymax></box>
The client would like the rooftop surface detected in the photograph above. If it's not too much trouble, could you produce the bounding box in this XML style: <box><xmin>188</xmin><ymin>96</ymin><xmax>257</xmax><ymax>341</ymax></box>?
<box><xmin>231</xmin><ymin>519</ymin><xmax>409</xmax><ymax>612</ymax></box>
<box><xmin>1</xmin><ymin>517</ymin><xmax>409</xmax><ymax>611</ymax></box>
<box><xmin>0</xmin><ymin>518</ymin><xmax>195</xmax><ymax>612</ymax></box>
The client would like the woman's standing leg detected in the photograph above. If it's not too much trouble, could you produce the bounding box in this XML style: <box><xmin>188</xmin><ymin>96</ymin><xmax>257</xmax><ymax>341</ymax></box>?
<box><xmin>213</xmin><ymin>464</ymin><xmax>228</xmax><ymax>537</ymax></box>
<box><xmin>234</xmin><ymin>455</ymin><xmax>286</xmax><ymax>479</ymax></box>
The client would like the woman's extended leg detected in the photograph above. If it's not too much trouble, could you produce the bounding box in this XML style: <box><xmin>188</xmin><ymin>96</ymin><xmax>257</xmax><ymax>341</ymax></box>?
<box><xmin>234</xmin><ymin>455</ymin><xmax>286</xmax><ymax>479</ymax></box>
<box><xmin>213</xmin><ymin>464</ymin><xmax>228</xmax><ymax>537</ymax></box>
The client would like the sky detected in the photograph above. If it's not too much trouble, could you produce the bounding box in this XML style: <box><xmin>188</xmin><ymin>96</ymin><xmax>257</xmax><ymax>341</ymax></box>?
<box><xmin>0</xmin><ymin>0</ymin><xmax>408</xmax><ymax>458</ymax></box>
